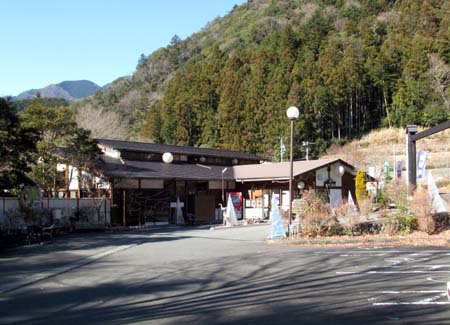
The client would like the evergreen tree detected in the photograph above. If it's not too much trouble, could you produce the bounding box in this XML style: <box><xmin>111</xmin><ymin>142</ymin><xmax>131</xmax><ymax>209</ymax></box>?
<box><xmin>218</xmin><ymin>51</ymin><xmax>250</xmax><ymax>151</ymax></box>
<box><xmin>0</xmin><ymin>98</ymin><xmax>38</xmax><ymax>191</ymax></box>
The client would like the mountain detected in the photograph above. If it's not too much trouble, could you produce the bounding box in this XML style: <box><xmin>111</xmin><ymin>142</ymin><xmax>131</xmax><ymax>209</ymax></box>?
<box><xmin>73</xmin><ymin>0</ymin><xmax>450</xmax><ymax>158</ymax></box>
<box><xmin>16</xmin><ymin>80</ymin><xmax>101</xmax><ymax>100</ymax></box>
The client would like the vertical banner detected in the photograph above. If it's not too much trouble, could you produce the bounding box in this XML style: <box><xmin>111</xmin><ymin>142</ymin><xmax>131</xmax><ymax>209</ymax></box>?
<box><xmin>228</xmin><ymin>192</ymin><xmax>243</xmax><ymax>220</ymax></box>
<box><xmin>382</xmin><ymin>160</ymin><xmax>391</xmax><ymax>181</ymax></box>
<box><xmin>416</xmin><ymin>150</ymin><xmax>428</xmax><ymax>180</ymax></box>
<box><xmin>396</xmin><ymin>160</ymin><xmax>402</xmax><ymax>179</ymax></box>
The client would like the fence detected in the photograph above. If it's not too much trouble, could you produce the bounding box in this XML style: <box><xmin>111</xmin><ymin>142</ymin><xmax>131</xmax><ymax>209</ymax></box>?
<box><xmin>0</xmin><ymin>197</ymin><xmax>111</xmax><ymax>226</ymax></box>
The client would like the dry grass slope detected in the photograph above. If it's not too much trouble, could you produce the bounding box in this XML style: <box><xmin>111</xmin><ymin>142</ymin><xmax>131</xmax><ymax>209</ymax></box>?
<box><xmin>323</xmin><ymin>127</ymin><xmax>450</xmax><ymax>191</ymax></box>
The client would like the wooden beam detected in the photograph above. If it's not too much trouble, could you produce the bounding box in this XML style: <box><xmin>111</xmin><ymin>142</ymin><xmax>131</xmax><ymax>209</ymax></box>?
<box><xmin>411</xmin><ymin>120</ymin><xmax>450</xmax><ymax>141</ymax></box>
<box><xmin>406</xmin><ymin>120</ymin><xmax>449</xmax><ymax>190</ymax></box>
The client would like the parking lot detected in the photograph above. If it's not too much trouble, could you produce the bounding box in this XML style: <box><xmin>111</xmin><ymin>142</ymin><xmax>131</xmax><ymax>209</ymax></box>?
<box><xmin>319</xmin><ymin>247</ymin><xmax>450</xmax><ymax>306</ymax></box>
<box><xmin>1</xmin><ymin>225</ymin><xmax>450</xmax><ymax>324</ymax></box>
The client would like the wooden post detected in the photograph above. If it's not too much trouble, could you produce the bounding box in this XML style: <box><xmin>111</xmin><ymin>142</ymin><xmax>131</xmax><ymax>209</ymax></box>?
<box><xmin>122</xmin><ymin>190</ymin><xmax>126</xmax><ymax>226</ymax></box>
<box><xmin>406</xmin><ymin>125</ymin><xmax>418</xmax><ymax>190</ymax></box>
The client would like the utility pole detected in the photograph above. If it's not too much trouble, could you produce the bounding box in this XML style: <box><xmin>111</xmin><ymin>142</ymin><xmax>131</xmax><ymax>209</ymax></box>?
<box><xmin>280</xmin><ymin>137</ymin><xmax>286</xmax><ymax>162</ymax></box>
<box><xmin>302</xmin><ymin>141</ymin><xmax>314</xmax><ymax>161</ymax></box>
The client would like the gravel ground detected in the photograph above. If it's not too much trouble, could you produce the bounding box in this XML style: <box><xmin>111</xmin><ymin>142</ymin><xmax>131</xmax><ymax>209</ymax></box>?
<box><xmin>281</xmin><ymin>230</ymin><xmax>450</xmax><ymax>247</ymax></box>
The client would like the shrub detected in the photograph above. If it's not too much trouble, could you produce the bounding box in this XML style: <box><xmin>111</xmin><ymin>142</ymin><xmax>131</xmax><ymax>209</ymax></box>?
<box><xmin>375</xmin><ymin>186</ymin><xmax>391</xmax><ymax>209</ymax></box>
<box><xmin>384</xmin><ymin>179</ymin><xmax>408</xmax><ymax>213</ymax></box>
<box><xmin>299</xmin><ymin>191</ymin><xmax>338</xmax><ymax>237</ymax></box>
<box><xmin>421</xmin><ymin>103</ymin><xmax>449</xmax><ymax>127</ymax></box>
<box><xmin>355</xmin><ymin>170</ymin><xmax>367</xmax><ymax>208</ymax></box>
<box><xmin>397</xmin><ymin>214</ymin><xmax>417</xmax><ymax>235</ymax></box>
<box><xmin>381</xmin><ymin>218</ymin><xmax>399</xmax><ymax>235</ymax></box>
<box><xmin>381</xmin><ymin>214</ymin><xmax>417</xmax><ymax>235</ymax></box>
<box><xmin>420</xmin><ymin>213</ymin><xmax>450</xmax><ymax>235</ymax></box>
<box><xmin>352</xmin><ymin>221</ymin><xmax>382</xmax><ymax>235</ymax></box>
<box><xmin>410</xmin><ymin>188</ymin><xmax>434</xmax><ymax>233</ymax></box>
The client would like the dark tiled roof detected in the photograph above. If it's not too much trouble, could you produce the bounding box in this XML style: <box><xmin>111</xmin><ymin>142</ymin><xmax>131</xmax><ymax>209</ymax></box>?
<box><xmin>101</xmin><ymin>155</ymin><xmax>234</xmax><ymax>181</ymax></box>
<box><xmin>96</xmin><ymin>138</ymin><xmax>265</xmax><ymax>161</ymax></box>
<box><xmin>232</xmin><ymin>159</ymin><xmax>355</xmax><ymax>181</ymax></box>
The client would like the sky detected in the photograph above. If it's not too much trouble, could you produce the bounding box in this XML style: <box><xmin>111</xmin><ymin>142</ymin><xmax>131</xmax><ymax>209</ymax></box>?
<box><xmin>0</xmin><ymin>0</ymin><xmax>246</xmax><ymax>97</ymax></box>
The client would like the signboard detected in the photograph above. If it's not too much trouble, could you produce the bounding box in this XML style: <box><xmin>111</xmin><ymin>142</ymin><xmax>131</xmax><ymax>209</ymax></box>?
<box><xmin>417</xmin><ymin>150</ymin><xmax>428</xmax><ymax>180</ymax></box>
<box><xmin>291</xmin><ymin>198</ymin><xmax>307</xmax><ymax>218</ymax></box>
<box><xmin>228</xmin><ymin>192</ymin><xmax>243</xmax><ymax>220</ymax></box>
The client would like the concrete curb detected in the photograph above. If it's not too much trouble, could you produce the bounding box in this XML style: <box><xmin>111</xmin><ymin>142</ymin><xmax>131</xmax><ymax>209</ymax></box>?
<box><xmin>267</xmin><ymin>237</ymin><xmax>450</xmax><ymax>246</ymax></box>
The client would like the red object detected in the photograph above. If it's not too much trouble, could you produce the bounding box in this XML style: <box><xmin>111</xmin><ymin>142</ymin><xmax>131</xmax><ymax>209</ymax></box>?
<box><xmin>228</xmin><ymin>192</ymin><xmax>243</xmax><ymax>220</ymax></box>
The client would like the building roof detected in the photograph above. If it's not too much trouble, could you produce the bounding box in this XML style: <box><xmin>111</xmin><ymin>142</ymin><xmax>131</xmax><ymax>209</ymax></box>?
<box><xmin>100</xmin><ymin>156</ymin><xmax>355</xmax><ymax>183</ymax></box>
<box><xmin>101</xmin><ymin>155</ymin><xmax>234</xmax><ymax>181</ymax></box>
<box><xmin>96</xmin><ymin>138</ymin><xmax>265</xmax><ymax>161</ymax></box>
<box><xmin>232</xmin><ymin>158</ymin><xmax>354</xmax><ymax>182</ymax></box>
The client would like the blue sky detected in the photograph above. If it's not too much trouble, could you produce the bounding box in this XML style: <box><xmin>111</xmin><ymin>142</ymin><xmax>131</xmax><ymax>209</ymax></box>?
<box><xmin>0</xmin><ymin>0</ymin><xmax>246</xmax><ymax>96</ymax></box>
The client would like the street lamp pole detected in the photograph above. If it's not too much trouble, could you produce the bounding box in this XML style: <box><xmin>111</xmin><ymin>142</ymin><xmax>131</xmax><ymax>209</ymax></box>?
<box><xmin>286</xmin><ymin>106</ymin><xmax>299</xmax><ymax>234</ymax></box>
<box><xmin>221</xmin><ymin>167</ymin><xmax>228</xmax><ymax>204</ymax></box>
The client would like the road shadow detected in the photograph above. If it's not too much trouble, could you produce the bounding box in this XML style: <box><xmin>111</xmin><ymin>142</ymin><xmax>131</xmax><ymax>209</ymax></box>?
<box><xmin>1</xmin><ymin>247</ymin><xmax>449</xmax><ymax>324</ymax></box>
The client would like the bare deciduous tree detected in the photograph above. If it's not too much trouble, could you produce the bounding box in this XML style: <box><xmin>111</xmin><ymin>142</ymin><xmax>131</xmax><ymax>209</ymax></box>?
<box><xmin>75</xmin><ymin>104</ymin><xmax>129</xmax><ymax>139</ymax></box>
<box><xmin>428</xmin><ymin>53</ymin><xmax>450</xmax><ymax>110</ymax></box>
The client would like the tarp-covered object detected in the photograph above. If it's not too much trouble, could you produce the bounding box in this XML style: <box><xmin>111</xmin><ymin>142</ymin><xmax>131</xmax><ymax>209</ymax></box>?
<box><xmin>270</xmin><ymin>197</ymin><xmax>286</xmax><ymax>239</ymax></box>
<box><xmin>427</xmin><ymin>171</ymin><xmax>449</xmax><ymax>213</ymax></box>
<box><xmin>223</xmin><ymin>195</ymin><xmax>238</xmax><ymax>227</ymax></box>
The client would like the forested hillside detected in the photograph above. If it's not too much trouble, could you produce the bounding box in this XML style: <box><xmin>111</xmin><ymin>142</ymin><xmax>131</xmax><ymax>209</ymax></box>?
<box><xmin>73</xmin><ymin>0</ymin><xmax>450</xmax><ymax>160</ymax></box>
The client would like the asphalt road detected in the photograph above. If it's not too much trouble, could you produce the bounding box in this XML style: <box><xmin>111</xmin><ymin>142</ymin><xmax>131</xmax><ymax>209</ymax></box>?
<box><xmin>1</xmin><ymin>225</ymin><xmax>450</xmax><ymax>324</ymax></box>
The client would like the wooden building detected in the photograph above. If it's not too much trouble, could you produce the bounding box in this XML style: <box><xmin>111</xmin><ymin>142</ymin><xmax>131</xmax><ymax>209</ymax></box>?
<box><xmin>95</xmin><ymin>139</ymin><xmax>358</xmax><ymax>226</ymax></box>
<box><xmin>97</xmin><ymin>139</ymin><xmax>265</xmax><ymax>226</ymax></box>
<box><xmin>233</xmin><ymin>159</ymin><xmax>357</xmax><ymax>220</ymax></box>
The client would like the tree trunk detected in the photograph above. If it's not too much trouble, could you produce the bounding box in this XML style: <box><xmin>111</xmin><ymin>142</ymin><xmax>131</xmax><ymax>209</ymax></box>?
<box><xmin>383</xmin><ymin>90</ymin><xmax>392</xmax><ymax>128</ymax></box>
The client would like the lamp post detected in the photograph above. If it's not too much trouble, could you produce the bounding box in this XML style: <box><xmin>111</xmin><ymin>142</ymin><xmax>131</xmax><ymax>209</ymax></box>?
<box><xmin>286</xmin><ymin>106</ymin><xmax>299</xmax><ymax>234</ymax></box>
<box><xmin>221</xmin><ymin>167</ymin><xmax>228</xmax><ymax>204</ymax></box>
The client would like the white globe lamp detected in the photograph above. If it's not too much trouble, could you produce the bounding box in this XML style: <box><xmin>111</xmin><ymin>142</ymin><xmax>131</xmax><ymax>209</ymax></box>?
<box><xmin>286</xmin><ymin>106</ymin><xmax>299</xmax><ymax>120</ymax></box>
<box><xmin>162</xmin><ymin>152</ymin><xmax>173</xmax><ymax>164</ymax></box>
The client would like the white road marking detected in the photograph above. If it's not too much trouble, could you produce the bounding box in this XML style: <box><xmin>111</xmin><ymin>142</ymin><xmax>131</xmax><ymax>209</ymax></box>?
<box><xmin>337</xmin><ymin>270</ymin><xmax>450</xmax><ymax>275</ymax></box>
<box><xmin>373</xmin><ymin>293</ymin><xmax>448</xmax><ymax>305</ymax></box>
<box><xmin>426</xmin><ymin>277</ymin><xmax>447</xmax><ymax>283</ymax></box>
<box><xmin>367</xmin><ymin>290</ymin><xmax>449</xmax><ymax>305</ymax></box>
<box><xmin>335</xmin><ymin>249</ymin><xmax>450</xmax><ymax>307</ymax></box>
<box><xmin>374</xmin><ymin>301</ymin><xmax>450</xmax><ymax>305</ymax></box>
<box><xmin>365</xmin><ymin>291</ymin><xmax>446</xmax><ymax>294</ymax></box>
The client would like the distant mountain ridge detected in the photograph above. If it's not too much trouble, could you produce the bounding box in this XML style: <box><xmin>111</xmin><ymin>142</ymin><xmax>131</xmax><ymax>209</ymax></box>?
<box><xmin>15</xmin><ymin>80</ymin><xmax>101</xmax><ymax>100</ymax></box>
